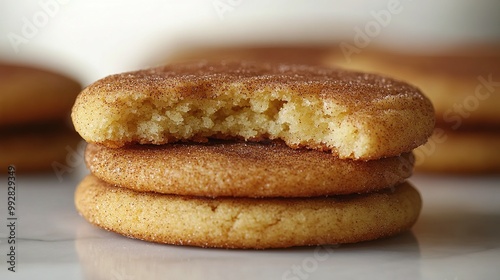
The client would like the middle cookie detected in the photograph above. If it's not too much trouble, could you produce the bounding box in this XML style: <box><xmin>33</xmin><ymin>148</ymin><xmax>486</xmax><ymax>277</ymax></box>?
<box><xmin>85</xmin><ymin>141</ymin><xmax>413</xmax><ymax>198</ymax></box>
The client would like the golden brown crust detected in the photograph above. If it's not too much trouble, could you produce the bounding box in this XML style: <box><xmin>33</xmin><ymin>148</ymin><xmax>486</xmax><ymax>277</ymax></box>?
<box><xmin>72</xmin><ymin>60</ymin><xmax>434</xmax><ymax>160</ymax></box>
<box><xmin>75</xmin><ymin>175</ymin><xmax>422</xmax><ymax>249</ymax></box>
<box><xmin>415</xmin><ymin>127</ymin><xmax>500</xmax><ymax>174</ymax></box>
<box><xmin>85</xmin><ymin>141</ymin><xmax>414</xmax><ymax>197</ymax></box>
<box><xmin>0</xmin><ymin>123</ymin><xmax>83</xmax><ymax>172</ymax></box>
<box><xmin>0</xmin><ymin>63</ymin><xmax>81</xmax><ymax>127</ymax></box>
<box><xmin>328</xmin><ymin>45</ymin><xmax>500</xmax><ymax>126</ymax></box>
<box><xmin>75</xmin><ymin>60</ymin><xmax>429</xmax><ymax>115</ymax></box>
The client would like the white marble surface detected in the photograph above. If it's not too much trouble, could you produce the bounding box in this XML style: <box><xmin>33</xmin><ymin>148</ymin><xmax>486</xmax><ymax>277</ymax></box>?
<box><xmin>1</xmin><ymin>164</ymin><xmax>499</xmax><ymax>280</ymax></box>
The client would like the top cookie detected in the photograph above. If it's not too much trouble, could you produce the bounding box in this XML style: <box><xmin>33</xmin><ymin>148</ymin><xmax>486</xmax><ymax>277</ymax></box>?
<box><xmin>72</xmin><ymin>60</ymin><xmax>434</xmax><ymax>159</ymax></box>
<box><xmin>0</xmin><ymin>63</ymin><xmax>81</xmax><ymax>127</ymax></box>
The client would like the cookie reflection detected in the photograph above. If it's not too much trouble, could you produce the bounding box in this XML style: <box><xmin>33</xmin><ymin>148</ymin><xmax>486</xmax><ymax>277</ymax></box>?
<box><xmin>76</xmin><ymin>223</ymin><xmax>420</xmax><ymax>280</ymax></box>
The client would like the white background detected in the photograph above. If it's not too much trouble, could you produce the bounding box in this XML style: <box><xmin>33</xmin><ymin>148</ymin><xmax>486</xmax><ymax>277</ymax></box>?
<box><xmin>1</xmin><ymin>0</ymin><xmax>499</xmax><ymax>85</ymax></box>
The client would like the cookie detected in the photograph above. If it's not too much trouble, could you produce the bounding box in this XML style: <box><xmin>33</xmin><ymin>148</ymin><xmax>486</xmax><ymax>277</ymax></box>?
<box><xmin>414</xmin><ymin>128</ymin><xmax>500</xmax><ymax>173</ymax></box>
<box><xmin>72</xmin><ymin>61</ymin><xmax>434</xmax><ymax>160</ymax></box>
<box><xmin>0</xmin><ymin>63</ymin><xmax>81</xmax><ymax>126</ymax></box>
<box><xmin>0</xmin><ymin>123</ymin><xmax>82</xmax><ymax>172</ymax></box>
<box><xmin>75</xmin><ymin>175</ymin><xmax>422</xmax><ymax>249</ymax></box>
<box><xmin>85</xmin><ymin>141</ymin><xmax>414</xmax><ymax>197</ymax></box>
<box><xmin>329</xmin><ymin>45</ymin><xmax>500</xmax><ymax>127</ymax></box>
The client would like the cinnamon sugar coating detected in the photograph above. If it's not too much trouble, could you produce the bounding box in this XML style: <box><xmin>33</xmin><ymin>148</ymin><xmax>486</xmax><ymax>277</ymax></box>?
<box><xmin>85</xmin><ymin>141</ymin><xmax>414</xmax><ymax>197</ymax></box>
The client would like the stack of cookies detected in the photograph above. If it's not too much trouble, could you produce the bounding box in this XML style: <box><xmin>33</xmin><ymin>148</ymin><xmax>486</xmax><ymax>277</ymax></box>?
<box><xmin>0</xmin><ymin>62</ymin><xmax>81</xmax><ymax>172</ymax></box>
<box><xmin>72</xmin><ymin>61</ymin><xmax>434</xmax><ymax>249</ymax></box>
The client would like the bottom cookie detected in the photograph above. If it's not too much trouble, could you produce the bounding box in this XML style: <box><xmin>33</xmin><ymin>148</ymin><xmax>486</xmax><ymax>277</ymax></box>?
<box><xmin>75</xmin><ymin>175</ymin><xmax>422</xmax><ymax>249</ymax></box>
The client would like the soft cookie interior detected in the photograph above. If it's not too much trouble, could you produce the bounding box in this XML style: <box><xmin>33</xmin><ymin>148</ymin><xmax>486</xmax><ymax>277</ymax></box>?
<box><xmin>101</xmin><ymin>91</ymin><xmax>366</xmax><ymax>155</ymax></box>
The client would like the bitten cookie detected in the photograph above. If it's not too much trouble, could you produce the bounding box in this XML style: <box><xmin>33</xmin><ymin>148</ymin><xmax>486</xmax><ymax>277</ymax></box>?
<box><xmin>75</xmin><ymin>175</ymin><xmax>422</xmax><ymax>249</ymax></box>
<box><xmin>71</xmin><ymin>60</ymin><xmax>434</xmax><ymax>160</ymax></box>
<box><xmin>85</xmin><ymin>141</ymin><xmax>414</xmax><ymax>197</ymax></box>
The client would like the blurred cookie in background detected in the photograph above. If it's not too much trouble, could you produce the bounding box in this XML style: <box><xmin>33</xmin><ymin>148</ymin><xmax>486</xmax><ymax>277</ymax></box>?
<box><xmin>0</xmin><ymin>63</ymin><xmax>81</xmax><ymax>126</ymax></box>
<box><xmin>412</xmin><ymin>127</ymin><xmax>500</xmax><ymax>174</ymax></box>
<box><xmin>328</xmin><ymin>45</ymin><xmax>500</xmax><ymax>174</ymax></box>
<box><xmin>162</xmin><ymin>44</ymin><xmax>333</xmax><ymax>65</ymax></box>
<box><xmin>0</xmin><ymin>62</ymin><xmax>82</xmax><ymax>173</ymax></box>
<box><xmin>0</xmin><ymin>122</ymin><xmax>83</xmax><ymax>172</ymax></box>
